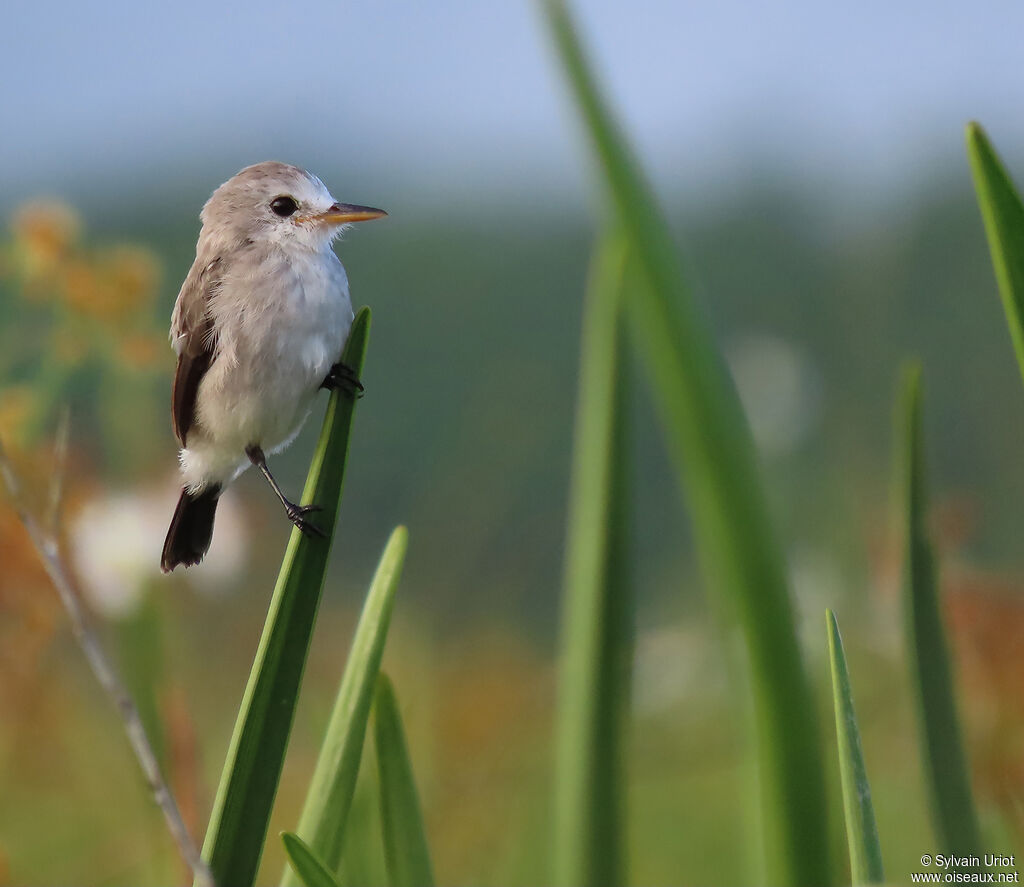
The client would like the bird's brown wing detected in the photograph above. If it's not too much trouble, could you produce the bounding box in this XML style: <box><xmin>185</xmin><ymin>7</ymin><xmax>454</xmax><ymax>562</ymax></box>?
<box><xmin>170</xmin><ymin>256</ymin><xmax>222</xmax><ymax>446</ymax></box>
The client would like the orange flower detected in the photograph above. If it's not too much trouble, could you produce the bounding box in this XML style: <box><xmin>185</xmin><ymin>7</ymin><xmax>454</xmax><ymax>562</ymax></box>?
<box><xmin>945</xmin><ymin>569</ymin><xmax>1024</xmax><ymax>838</ymax></box>
<box><xmin>0</xmin><ymin>503</ymin><xmax>61</xmax><ymax>715</ymax></box>
<box><xmin>61</xmin><ymin>246</ymin><xmax>160</xmax><ymax>325</ymax></box>
<box><xmin>118</xmin><ymin>331</ymin><xmax>166</xmax><ymax>370</ymax></box>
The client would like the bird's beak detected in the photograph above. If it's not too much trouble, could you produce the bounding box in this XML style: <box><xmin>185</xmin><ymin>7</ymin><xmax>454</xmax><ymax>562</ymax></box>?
<box><xmin>310</xmin><ymin>202</ymin><xmax>388</xmax><ymax>226</ymax></box>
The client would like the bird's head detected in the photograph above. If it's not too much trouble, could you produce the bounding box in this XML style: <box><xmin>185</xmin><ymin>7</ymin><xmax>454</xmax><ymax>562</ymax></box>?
<box><xmin>199</xmin><ymin>161</ymin><xmax>386</xmax><ymax>252</ymax></box>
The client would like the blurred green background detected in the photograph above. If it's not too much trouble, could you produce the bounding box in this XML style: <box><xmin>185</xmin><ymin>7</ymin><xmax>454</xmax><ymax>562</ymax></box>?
<box><xmin>2</xmin><ymin>1</ymin><xmax>1024</xmax><ymax>884</ymax></box>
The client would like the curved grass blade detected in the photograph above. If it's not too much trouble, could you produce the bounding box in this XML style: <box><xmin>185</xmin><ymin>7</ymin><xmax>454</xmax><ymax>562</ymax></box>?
<box><xmin>900</xmin><ymin>364</ymin><xmax>982</xmax><ymax>857</ymax></box>
<box><xmin>281</xmin><ymin>525</ymin><xmax>408</xmax><ymax>886</ymax></box>
<box><xmin>281</xmin><ymin>832</ymin><xmax>342</xmax><ymax>887</ymax></box>
<box><xmin>966</xmin><ymin>123</ymin><xmax>1024</xmax><ymax>386</ymax></box>
<box><xmin>199</xmin><ymin>308</ymin><xmax>371</xmax><ymax>887</ymax></box>
<box><xmin>826</xmin><ymin>609</ymin><xmax>883</xmax><ymax>885</ymax></box>
<box><xmin>539</xmin><ymin>3</ymin><xmax>828</xmax><ymax>883</ymax></box>
<box><xmin>374</xmin><ymin>673</ymin><xmax>435</xmax><ymax>887</ymax></box>
<box><xmin>554</xmin><ymin>231</ymin><xmax>632</xmax><ymax>887</ymax></box>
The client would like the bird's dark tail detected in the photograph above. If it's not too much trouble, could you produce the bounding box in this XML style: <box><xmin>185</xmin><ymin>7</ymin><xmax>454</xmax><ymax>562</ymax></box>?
<box><xmin>161</xmin><ymin>485</ymin><xmax>221</xmax><ymax>573</ymax></box>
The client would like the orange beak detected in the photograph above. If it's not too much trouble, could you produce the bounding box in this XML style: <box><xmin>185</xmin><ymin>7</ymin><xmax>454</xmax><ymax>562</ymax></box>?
<box><xmin>310</xmin><ymin>202</ymin><xmax>387</xmax><ymax>225</ymax></box>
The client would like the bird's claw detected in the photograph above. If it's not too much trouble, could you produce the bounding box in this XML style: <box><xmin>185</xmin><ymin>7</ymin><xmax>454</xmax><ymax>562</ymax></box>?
<box><xmin>286</xmin><ymin>502</ymin><xmax>327</xmax><ymax>538</ymax></box>
<box><xmin>322</xmin><ymin>362</ymin><xmax>364</xmax><ymax>398</ymax></box>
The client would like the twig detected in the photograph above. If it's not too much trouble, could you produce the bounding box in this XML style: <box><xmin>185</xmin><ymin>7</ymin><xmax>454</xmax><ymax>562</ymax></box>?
<box><xmin>0</xmin><ymin>434</ymin><xmax>215</xmax><ymax>887</ymax></box>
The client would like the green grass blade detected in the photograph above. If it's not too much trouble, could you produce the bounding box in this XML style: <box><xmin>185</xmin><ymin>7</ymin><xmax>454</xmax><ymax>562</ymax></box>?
<box><xmin>826</xmin><ymin>609</ymin><xmax>884</xmax><ymax>885</ymax></box>
<box><xmin>539</xmin><ymin>3</ymin><xmax>828</xmax><ymax>883</ymax></box>
<box><xmin>336</xmin><ymin>764</ymin><xmax>388</xmax><ymax>887</ymax></box>
<box><xmin>373</xmin><ymin>673</ymin><xmax>435</xmax><ymax>887</ymax></box>
<box><xmin>554</xmin><ymin>231</ymin><xmax>632</xmax><ymax>887</ymax></box>
<box><xmin>281</xmin><ymin>833</ymin><xmax>343</xmax><ymax>887</ymax></box>
<box><xmin>900</xmin><ymin>364</ymin><xmax>982</xmax><ymax>857</ymax></box>
<box><xmin>966</xmin><ymin>123</ymin><xmax>1024</xmax><ymax>386</ymax></box>
<box><xmin>281</xmin><ymin>525</ymin><xmax>408</xmax><ymax>886</ymax></box>
<box><xmin>199</xmin><ymin>308</ymin><xmax>371</xmax><ymax>887</ymax></box>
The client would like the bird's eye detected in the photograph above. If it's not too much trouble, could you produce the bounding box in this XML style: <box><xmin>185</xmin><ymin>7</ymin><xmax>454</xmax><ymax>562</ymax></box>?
<box><xmin>270</xmin><ymin>196</ymin><xmax>298</xmax><ymax>217</ymax></box>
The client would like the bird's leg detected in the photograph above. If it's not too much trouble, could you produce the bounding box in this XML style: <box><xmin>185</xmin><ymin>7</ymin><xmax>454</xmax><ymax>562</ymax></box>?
<box><xmin>245</xmin><ymin>445</ymin><xmax>326</xmax><ymax>538</ymax></box>
<box><xmin>321</xmin><ymin>361</ymin><xmax>364</xmax><ymax>398</ymax></box>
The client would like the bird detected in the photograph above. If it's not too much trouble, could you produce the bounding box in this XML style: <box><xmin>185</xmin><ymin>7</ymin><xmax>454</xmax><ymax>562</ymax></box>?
<box><xmin>160</xmin><ymin>161</ymin><xmax>385</xmax><ymax>573</ymax></box>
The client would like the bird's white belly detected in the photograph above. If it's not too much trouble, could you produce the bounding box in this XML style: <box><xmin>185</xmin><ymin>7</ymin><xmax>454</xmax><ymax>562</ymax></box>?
<box><xmin>216</xmin><ymin>321</ymin><xmax>338</xmax><ymax>448</ymax></box>
<box><xmin>180</xmin><ymin>249</ymin><xmax>352</xmax><ymax>490</ymax></box>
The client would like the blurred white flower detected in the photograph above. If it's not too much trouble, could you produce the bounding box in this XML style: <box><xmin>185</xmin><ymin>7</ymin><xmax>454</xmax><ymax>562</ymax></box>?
<box><xmin>70</xmin><ymin>479</ymin><xmax>248</xmax><ymax>617</ymax></box>
<box><xmin>632</xmin><ymin>625</ymin><xmax>720</xmax><ymax>716</ymax></box>
<box><xmin>788</xmin><ymin>544</ymin><xmax>845</xmax><ymax>654</ymax></box>
<box><xmin>725</xmin><ymin>332</ymin><xmax>822</xmax><ymax>456</ymax></box>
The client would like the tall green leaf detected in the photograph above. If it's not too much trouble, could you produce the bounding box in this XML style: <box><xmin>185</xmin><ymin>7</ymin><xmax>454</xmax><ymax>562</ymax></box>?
<box><xmin>200</xmin><ymin>308</ymin><xmax>371</xmax><ymax>887</ymax></box>
<box><xmin>900</xmin><ymin>364</ymin><xmax>982</xmax><ymax>857</ymax></box>
<box><xmin>374</xmin><ymin>673</ymin><xmax>435</xmax><ymax>887</ymax></box>
<box><xmin>966</xmin><ymin>123</ymin><xmax>1024</xmax><ymax>386</ymax></box>
<box><xmin>539</xmin><ymin>3</ymin><xmax>828</xmax><ymax>883</ymax></box>
<box><xmin>554</xmin><ymin>231</ymin><xmax>632</xmax><ymax>887</ymax></box>
<box><xmin>825</xmin><ymin>609</ymin><xmax>883</xmax><ymax>885</ymax></box>
<box><xmin>281</xmin><ymin>525</ymin><xmax>408</xmax><ymax>886</ymax></box>
<box><xmin>281</xmin><ymin>833</ymin><xmax>343</xmax><ymax>887</ymax></box>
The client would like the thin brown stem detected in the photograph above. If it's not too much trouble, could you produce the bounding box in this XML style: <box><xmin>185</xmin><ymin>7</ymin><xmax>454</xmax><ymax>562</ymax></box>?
<box><xmin>0</xmin><ymin>435</ymin><xmax>215</xmax><ymax>887</ymax></box>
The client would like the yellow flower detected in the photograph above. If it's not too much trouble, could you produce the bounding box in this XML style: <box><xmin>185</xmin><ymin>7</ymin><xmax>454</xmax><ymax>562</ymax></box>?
<box><xmin>61</xmin><ymin>258</ymin><xmax>103</xmax><ymax>316</ymax></box>
<box><xmin>106</xmin><ymin>245</ymin><xmax>160</xmax><ymax>313</ymax></box>
<box><xmin>10</xmin><ymin>201</ymin><xmax>80</xmax><ymax>294</ymax></box>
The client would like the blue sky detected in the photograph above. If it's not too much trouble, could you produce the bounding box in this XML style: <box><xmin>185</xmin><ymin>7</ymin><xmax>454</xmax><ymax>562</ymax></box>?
<box><xmin>2</xmin><ymin>1</ymin><xmax>1023</xmax><ymax>208</ymax></box>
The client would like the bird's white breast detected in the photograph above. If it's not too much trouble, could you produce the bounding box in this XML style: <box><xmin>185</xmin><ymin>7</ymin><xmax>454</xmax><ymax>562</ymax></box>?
<box><xmin>188</xmin><ymin>245</ymin><xmax>353</xmax><ymax>482</ymax></box>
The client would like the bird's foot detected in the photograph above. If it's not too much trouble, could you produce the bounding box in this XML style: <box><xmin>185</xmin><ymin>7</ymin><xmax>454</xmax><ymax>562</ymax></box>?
<box><xmin>322</xmin><ymin>362</ymin><xmax>364</xmax><ymax>398</ymax></box>
<box><xmin>285</xmin><ymin>501</ymin><xmax>327</xmax><ymax>538</ymax></box>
